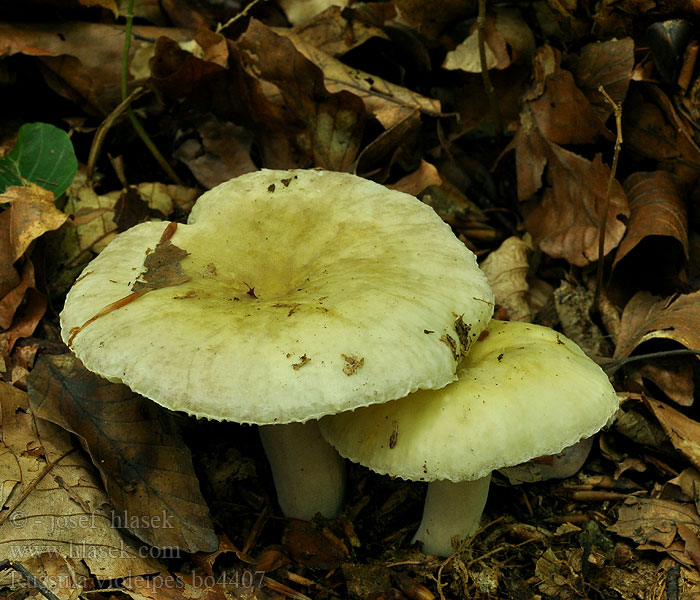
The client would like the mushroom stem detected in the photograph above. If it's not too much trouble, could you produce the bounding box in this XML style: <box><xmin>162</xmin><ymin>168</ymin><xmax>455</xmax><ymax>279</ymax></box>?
<box><xmin>259</xmin><ymin>421</ymin><xmax>346</xmax><ymax>520</ymax></box>
<box><xmin>412</xmin><ymin>474</ymin><xmax>491</xmax><ymax>556</ymax></box>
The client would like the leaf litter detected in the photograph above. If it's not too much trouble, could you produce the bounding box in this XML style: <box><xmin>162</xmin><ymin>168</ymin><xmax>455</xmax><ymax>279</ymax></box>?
<box><xmin>3</xmin><ymin>0</ymin><xmax>700</xmax><ymax>598</ymax></box>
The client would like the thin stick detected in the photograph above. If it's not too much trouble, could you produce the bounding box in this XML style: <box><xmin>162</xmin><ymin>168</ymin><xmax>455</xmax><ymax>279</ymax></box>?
<box><xmin>86</xmin><ymin>86</ymin><xmax>146</xmax><ymax>182</ymax></box>
<box><xmin>121</xmin><ymin>0</ymin><xmax>183</xmax><ymax>185</ymax></box>
<box><xmin>594</xmin><ymin>85</ymin><xmax>622</xmax><ymax>306</ymax></box>
<box><xmin>477</xmin><ymin>0</ymin><xmax>503</xmax><ymax>137</ymax></box>
<box><xmin>0</xmin><ymin>560</ymin><xmax>62</xmax><ymax>600</ymax></box>
<box><xmin>216</xmin><ymin>0</ymin><xmax>266</xmax><ymax>33</ymax></box>
<box><xmin>598</xmin><ymin>348</ymin><xmax>700</xmax><ymax>375</ymax></box>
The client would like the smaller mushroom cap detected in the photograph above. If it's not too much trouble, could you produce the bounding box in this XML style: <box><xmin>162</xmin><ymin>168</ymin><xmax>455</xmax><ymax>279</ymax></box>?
<box><xmin>319</xmin><ymin>320</ymin><xmax>619</xmax><ymax>482</ymax></box>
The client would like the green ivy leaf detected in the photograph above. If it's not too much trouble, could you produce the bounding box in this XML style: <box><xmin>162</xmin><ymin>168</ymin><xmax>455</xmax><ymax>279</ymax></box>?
<box><xmin>0</xmin><ymin>122</ymin><xmax>78</xmax><ymax>198</ymax></box>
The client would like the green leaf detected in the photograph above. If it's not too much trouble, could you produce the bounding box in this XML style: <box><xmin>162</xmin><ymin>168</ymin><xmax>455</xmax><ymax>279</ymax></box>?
<box><xmin>0</xmin><ymin>122</ymin><xmax>78</xmax><ymax>198</ymax></box>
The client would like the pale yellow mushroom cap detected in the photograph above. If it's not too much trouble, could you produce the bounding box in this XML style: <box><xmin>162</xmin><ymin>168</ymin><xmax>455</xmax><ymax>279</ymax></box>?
<box><xmin>60</xmin><ymin>169</ymin><xmax>494</xmax><ymax>424</ymax></box>
<box><xmin>319</xmin><ymin>320</ymin><xmax>619</xmax><ymax>481</ymax></box>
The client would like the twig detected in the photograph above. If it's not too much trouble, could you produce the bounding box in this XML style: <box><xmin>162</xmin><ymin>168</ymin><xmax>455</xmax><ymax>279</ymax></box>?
<box><xmin>477</xmin><ymin>0</ymin><xmax>503</xmax><ymax>137</ymax></box>
<box><xmin>593</xmin><ymin>85</ymin><xmax>622</xmax><ymax>307</ymax></box>
<box><xmin>597</xmin><ymin>348</ymin><xmax>700</xmax><ymax>375</ymax></box>
<box><xmin>87</xmin><ymin>86</ymin><xmax>146</xmax><ymax>182</ymax></box>
<box><xmin>121</xmin><ymin>0</ymin><xmax>183</xmax><ymax>185</ymax></box>
<box><xmin>0</xmin><ymin>560</ymin><xmax>62</xmax><ymax>600</ymax></box>
<box><xmin>217</xmin><ymin>0</ymin><xmax>266</xmax><ymax>33</ymax></box>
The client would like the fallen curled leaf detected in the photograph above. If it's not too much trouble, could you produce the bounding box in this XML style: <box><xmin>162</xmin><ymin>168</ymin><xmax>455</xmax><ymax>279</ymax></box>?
<box><xmin>443</xmin><ymin>7</ymin><xmax>534</xmax><ymax>73</ymax></box>
<box><xmin>0</xmin><ymin>382</ymin><xmax>161</xmax><ymax>579</ymax></box>
<box><xmin>614</xmin><ymin>290</ymin><xmax>700</xmax><ymax>359</ymax></box>
<box><xmin>0</xmin><ymin>22</ymin><xmax>191</xmax><ymax>115</ymax></box>
<box><xmin>238</xmin><ymin>21</ymin><xmax>365</xmax><ymax>172</ymax></box>
<box><xmin>386</xmin><ymin>160</ymin><xmax>442</xmax><ymax>196</ymax></box>
<box><xmin>0</xmin><ymin>554</ymin><xmax>93</xmax><ymax>600</ymax></box>
<box><xmin>174</xmin><ymin>116</ymin><xmax>256</xmax><ymax>189</ymax></box>
<box><xmin>632</xmin><ymin>358</ymin><xmax>695</xmax><ymax>407</ymax></box>
<box><xmin>645</xmin><ymin>397</ymin><xmax>700</xmax><ymax>471</ymax></box>
<box><xmin>291</xmin><ymin>5</ymin><xmax>390</xmax><ymax>56</ymax></box>
<box><xmin>524</xmin><ymin>45</ymin><xmax>610</xmax><ymax>146</ymax></box>
<box><xmin>613</xmin><ymin>171</ymin><xmax>688</xmax><ymax>269</ymax></box>
<box><xmin>272</xmin><ymin>27</ymin><xmax>442</xmax><ymax>129</ymax></box>
<box><xmin>27</xmin><ymin>354</ymin><xmax>218</xmax><ymax>553</ymax></box>
<box><xmin>518</xmin><ymin>124</ymin><xmax>629</xmax><ymax>266</ymax></box>
<box><xmin>0</xmin><ymin>259</ymin><xmax>36</xmax><ymax>331</ymax></box>
<box><xmin>0</xmin><ymin>286</ymin><xmax>47</xmax><ymax>360</ymax></box>
<box><xmin>278</xmin><ymin>0</ymin><xmax>350</xmax><ymax>25</ymax></box>
<box><xmin>609</xmin><ymin>496</ymin><xmax>700</xmax><ymax>568</ymax></box>
<box><xmin>480</xmin><ymin>235</ymin><xmax>534</xmax><ymax>322</ymax></box>
<box><xmin>1</xmin><ymin>183</ymin><xmax>68</xmax><ymax>263</ymax></box>
<box><xmin>568</xmin><ymin>38</ymin><xmax>634</xmax><ymax>124</ymax></box>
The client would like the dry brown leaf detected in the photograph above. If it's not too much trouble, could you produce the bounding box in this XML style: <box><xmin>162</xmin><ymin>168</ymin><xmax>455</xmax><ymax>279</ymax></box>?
<box><xmin>272</xmin><ymin>27</ymin><xmax>442</xmax><ymax>129</ymax></box>
<box><xmin>1</xmin><ymin>183</ymin><xmax>68</xmax><ymax>263</ymax></box>
<box><xmin>0</xmin><ymin>554</ymin><xmax>91</xmax><ymax>600</ymax></box>
<box><xmin>0</xmin><ymin>287</ymin><xmax>47</xmax><ymax>360</ymax></box>
<box><xmin>624</xmin><ymin>85</ymin><xmax>700</xmax><ymax>188</ymax></box>
<box><xmin>291</xmin><ymin>5</ymin><xmax>390</xmax><ymax>56</ymax></box>
<box><xmin>609</xmin><ymin>496</ymin><xmax>700</xmax><ymax>567</ymax></box>
<box><xmin>238</xmin><ymin>21</ymin><xmax>365</xmax><ymax>172</ymax></box>
<box><xmin>613</xmin><ymin>171</ymin><xmax>688</xmax><ymax>269</ymax></box>
<box><xmin>355</xmin><ymin>109</ymin><xmax>421</xmax><ymax>179</ymax></box>
<box><xmin>646</xmin><ymin>397</ymin><xmax>700</xmax><ymax>470</ymax></box>
<box><xmin>614</xmin><ymin>290</ymin><xmax>700</xmax><ymax>359</ymax></box>
<box><xmin>0</xmin><ymin>22</ymin><xmax>191</xmax><ymax>115</ymax></box>
<box><xmin>386</xmin><ymin>160</ymin><xmax>442</xmax><ymax>196</ymax></box>
<box><xmin>0</xmin><ymin>211</ymin><xmax>20</xmax><ymax>299</ymax></box>
<box><xmin>517</xmin><ymin>122</ymin><xmax>629</xmax><ymax>266</ymax></box>
<box><xmin>27</xmin><ymin>354</ymin><xmax>217</xmax><ymax>553</ymax></box>
<box><xmin>443</xmin><ymin>7</ymin><xmax>534</xmax><ymax>73</ymax></box>
<box><xmin>524</xmin><ymin>46</ymin><xmax>610</xmax><ymax>145</ymax></box>
<box><xmin>279</xmin><ymin>0</ymin><xmax>350</xmax><ymax>25</ymax></box>
<box><xmin>634</xmin><ymin>358</ymin><xmax>695</xmax><ymax>406</ymax></box>
<box><xmin>0</xmin><ymin>382</ymin><xmax>161</xmax><ymax>579</ymax></box>
<box><xmin>568</xmin><ymin>38</ymin><xmax>635</xmax><ymax>124</ymax></box>
<box><xmin>480</xmin><ymin>235</ymin><xmax>534</xmax><ymax>322</ymax></box>
<box><xmin>393</xmin><ymin>0</ymin><xmax>476</xmax><ymax>39</ymax></box>
<box><xmin>174</xmin><ymin>117</ymin><xmax>256</xmax><ymax>189</ymax></box>
<box><xmin>0</xmin><ymin>259</ymin><xmax>36</xmax><ymax>331</ymax></box>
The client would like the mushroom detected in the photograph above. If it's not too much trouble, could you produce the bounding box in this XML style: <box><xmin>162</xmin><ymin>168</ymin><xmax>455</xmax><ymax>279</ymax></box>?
<box><xmin>318</xmin><ymin>319</ymin><xmax>620</xmax><ymax>555</ymax></box>
<box><xmin>60</xmin><ymin>169</ymin><xmax>494</xmax><ymax>521</ymax></box>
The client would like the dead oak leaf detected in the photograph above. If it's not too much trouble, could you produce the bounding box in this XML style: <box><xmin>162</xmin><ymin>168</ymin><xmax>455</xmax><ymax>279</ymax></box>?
<box><xmin>27</xmin><ymin>354</ymin><xmax>218</xmax><ymax>554</ymax></box>
<box><xmin>271</xmin><ymin>26</ymin><xmax>441</xmax><ymax>130</ymax></box>
<box><xmin>516</xmin><ymin>119</ymin><xmax>629</xmax><ymax>266</ymax></box>
<box><xmin>609</xmin><ymin>496</ymin><xmax>700</xmax><ymax>568</ymax></box>
<box><xmin>614</xmin><ymin>290</ymin><xmax>700</xmax><ymax>359</ymax></box>
<box><xmin>568</xmin><ymin>38</ymin><xmax>634</xmax><ymax>124</ymax></box>
<box><xmin>613</xmin><ymin>171</ymin><xmax>688</xmax><ymax>269</ymax></box>
<box><xmin>237</xmin><ymin>20</ymin><xmax>365</xmax><ymax>172</ymax></box>
<box><xmin>1</xmin><ymin>183</ymin><xmax>68</xmax><ymax>262</ymax></box>
<box><xmin>645</xmin><ymin>397</ymin><xmax>700</xmax><ymax>470</ymax></box>
<box><xmin>524</xmin><ymin>45</ymin><xmax>610</xmax><ymax>146</ymax></box>
<box><xmin>0</xmin><ymin>382</ymin><xmax>161</xmax><ymax>579</ymax></box>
